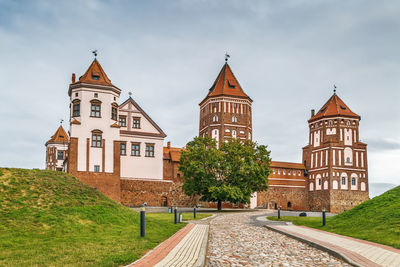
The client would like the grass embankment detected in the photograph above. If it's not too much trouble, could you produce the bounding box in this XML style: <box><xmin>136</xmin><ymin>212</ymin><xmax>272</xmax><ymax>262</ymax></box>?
<box><xmin>0</xmin><ymin>168</ymin><xmax>205</xmax><ymax>266</ymax></box>
<box><xmin>268</xmin><ymin>186</ymin><xmax>400</xmax><ymax>248</ymax></box>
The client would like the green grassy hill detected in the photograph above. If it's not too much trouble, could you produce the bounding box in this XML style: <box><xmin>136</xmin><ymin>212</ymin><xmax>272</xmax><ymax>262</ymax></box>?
<box><xmin>269</xmin><ymin>185</ymin><xmax>400</xmax><ymax>248</ymax></box>
<box><xmin>0</xmin><ymin>168</ymin><xmax>184</xmax><ymax>266</ymax></box>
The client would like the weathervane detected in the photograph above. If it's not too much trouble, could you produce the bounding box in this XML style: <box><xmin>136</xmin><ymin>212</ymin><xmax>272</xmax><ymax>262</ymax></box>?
<box><xmin>333</xmin><ymin>84</ymin><xmax>337</xmax><ymax>94</ymax></box>
<box><xmin>92</xmin><ymin>50</ymin><xmax>98</xmax><ymax>58</ymax></box>
<box><xmin>60</xmin><ymin>119</ymin><xmax>64</xmax><ymax>125</ymax></box>
<box><xmin>225</xmin><ymin>52</ymin><xmax>230</xmax><ymax>63</ymax></box>
<box><xmin>128</xmin><ymin>91</ymin><xmax>132</xmax><ymax>97</ymax></box>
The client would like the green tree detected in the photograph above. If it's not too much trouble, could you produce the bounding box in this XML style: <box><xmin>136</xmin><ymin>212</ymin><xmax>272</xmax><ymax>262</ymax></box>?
<box><xmin>179</xmin><ymin>136</ymin><xmax>271</xmax><ymax>210</ymax></box>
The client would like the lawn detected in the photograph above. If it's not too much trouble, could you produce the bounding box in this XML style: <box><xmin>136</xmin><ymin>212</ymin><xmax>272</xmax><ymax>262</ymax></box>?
<box><xmin>0</xmin><ymin>168</ymin><xmax>201</xmax><ymax>266</ymax></box>
<box><xmin>267</xmin><ymin>186</ymin><xmax>400</xmax><ymax>249</ymax></box>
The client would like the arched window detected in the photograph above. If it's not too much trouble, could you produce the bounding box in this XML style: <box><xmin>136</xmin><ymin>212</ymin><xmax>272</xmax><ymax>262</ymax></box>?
<box><xmin>232</xmin><ymin>130</ymin><xmax>237</xmax><ymax>138</ymax></box>
<box><xmin>213</xmin><ymin>115</ymin><xmax>218</xmax><ymax>122</ymax></box>
<box><xmin>90</xmin><ymin>99</ymin><xmax>102</xmax><ymax>118</ymax></box>
<box><xmin>161</xmin><ymin>196</ymin><xmax>168</xmax><ymax>207</ymax></box>
<box><xmin>72</xmin><ymin>99</ymin><xmax>80</xmax><ymax>117</ymax></box>
<box><xmin>91</xmin><ymin>130</ymin><xmax>103</xmax><ymax>147</ymax></box>
<box><xmin>111</xmin><ymin>103</ymin><xmax>118</xmax><ymax>121</ymax></box>
<box><xmin>329</xmin><ymin>120</ymin><xmax>333</xmax><ymax>126</ymax></box>
<box><xmin>232</xmin><ymin>116</ymin><xmax>237</xmax><ymax>123</ymax></box>
<box><xmin>351</xmin><ymin>177</ymin><xmax>356</xmax><ymax>185</ymax></box>
<box><xmin>287</xmin><ymin>202</ymin><xmax>292</xmax><ymax>208</ymax></box>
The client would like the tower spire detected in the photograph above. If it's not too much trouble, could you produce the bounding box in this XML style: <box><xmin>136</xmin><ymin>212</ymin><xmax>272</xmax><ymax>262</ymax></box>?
<box><xmin>225</xmin><ymin>52</ymin><xmax>230</xmax><ymax>63</ymax></box>
<box><xmin>333</xmin><ymin>84</ymin><xmax>337</xmax><ymax>94</ymax></box>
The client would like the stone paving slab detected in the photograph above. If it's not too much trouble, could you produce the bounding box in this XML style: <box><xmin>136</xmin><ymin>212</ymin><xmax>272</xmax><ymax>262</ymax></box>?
<box><xmin>155</xmin><ymin>224</ymin><xmax>209</xmax><ymax>267</ymax></box>
<box><xmin>267</xmin><ymin>223</ymin><xmax>400</xmax><ymax>267</ymax></box>
<box><xmin>128</xmin><ymin>224</ymin><xmax>195</xmax><ymax>267</ymax></box>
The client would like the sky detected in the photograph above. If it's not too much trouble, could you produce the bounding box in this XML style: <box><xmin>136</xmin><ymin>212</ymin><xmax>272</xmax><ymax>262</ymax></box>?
<box><xmin>0</xmin><ymin>0</ymin><xmax>399</xmax><ymax>187</ymax></box>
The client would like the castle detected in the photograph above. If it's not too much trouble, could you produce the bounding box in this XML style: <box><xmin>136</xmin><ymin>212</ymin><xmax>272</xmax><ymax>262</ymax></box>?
<box><xmin>46</xmin><ymin>57</ymin><xmax>369</xmax><ymax>213</ymax></box>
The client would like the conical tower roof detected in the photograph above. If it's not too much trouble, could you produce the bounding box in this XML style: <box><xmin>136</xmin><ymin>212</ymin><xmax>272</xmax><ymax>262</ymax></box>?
<box><xmin>46</xmin><ymin>125</ymin><xmax>69</xmax><ymax>145</ymax></box>
<box><xmin>200</xmin><ymin>63</ymin><xmax>252</xmax><ymax>105</ymax></box>
<box><xmin>73</xmin><ymin>59</ymin><xmax>113</xmax><ymax>86</ymax></box>
<box><xmin>309</xmin><ymin>93</ymin><xmax>360</xmax><ymax>122</ymax></box>
<box><xmin>69</xmin><ymin>58</ymin><xmax>121</xmax><ymax>96</ymax></box>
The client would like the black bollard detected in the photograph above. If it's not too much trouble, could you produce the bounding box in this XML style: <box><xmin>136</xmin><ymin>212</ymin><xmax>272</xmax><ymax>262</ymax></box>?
<box><xmin>140</xmin><ymin>207</ymin><xmax>145</xmax><ymax>237</ymax></box>
<box><xmin>322</xmin><ymin>208</ymin><xmax>326</xmax><ymax>226</ymax></box>
<box><xmin>174</xmin><ymin>206</ymin><xmax>178</xmax><ymax>224</ymax></box>
<box><xmin>194</xmin><ymin>207</ymin><xmax>197</xmax><ymax>219</ymax></box>
<box><xmin>278</xmin><ymin>206</ymin><xmax>281</xmax><ymax>219</ymax></box>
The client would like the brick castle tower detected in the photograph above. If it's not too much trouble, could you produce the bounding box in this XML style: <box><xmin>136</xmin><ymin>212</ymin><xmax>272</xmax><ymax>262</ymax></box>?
<box><xmin>199</xmin><ymin>58</ymin><xmax>253</xmax><ymax>146</ymax></box>
<box><xmin>302</xmin><ymin>91</ymin><xmax>369</xmax><ymax>212</ymax></box>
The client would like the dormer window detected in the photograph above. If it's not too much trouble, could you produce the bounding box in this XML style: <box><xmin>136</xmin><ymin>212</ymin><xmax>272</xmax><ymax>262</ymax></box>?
<box><xmin>340</xmin><ymin>105</ymin><xmax>347</xmax><ymax>110</ymax></box>
<box><xmin>92</xmin><ymin>72</ymin><xmax>100</xmax><ymax>80</ymax></box>
<box><xmin>228</xmin><ymin>80</ymin><xmax>235</xmax><ymax>88</ymax></box>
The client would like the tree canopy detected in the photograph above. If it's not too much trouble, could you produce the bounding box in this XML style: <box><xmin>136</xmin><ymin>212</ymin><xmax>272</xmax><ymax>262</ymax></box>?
<box><xmin>179</xmin><ymin>136</ymin><xmax>271</xmax><ymax>210</ymax></box>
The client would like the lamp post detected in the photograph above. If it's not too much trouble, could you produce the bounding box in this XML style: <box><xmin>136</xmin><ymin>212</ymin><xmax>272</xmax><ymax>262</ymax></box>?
<box><xmin>322</xmin><ymin>208</ymin><xmax>326</xmax><ymax>226</ymax></box>
<box><xmin>140</xmin><ymin>206</ymin><xmax>145</xmax><ymax>237</ymax></box>
<box><xmin>194</xmin><ymin>207</ymin><xmax>197</xmax><ymax>219</ymax></box>
<box><xmin>174</xmin><ymin>206</ymin><xmax>178</xmax><ymax>224</ymax></box>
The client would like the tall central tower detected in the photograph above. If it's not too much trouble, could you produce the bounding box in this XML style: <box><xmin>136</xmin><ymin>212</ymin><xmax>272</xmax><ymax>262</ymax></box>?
<box><xmin>199</xmin><ymin>60</ymin><xmax>253</xmax><ymax>146</ymax></box>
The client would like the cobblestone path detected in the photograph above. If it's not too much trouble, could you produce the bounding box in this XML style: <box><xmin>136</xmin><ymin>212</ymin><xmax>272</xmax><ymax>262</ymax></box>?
<box><xmin>206</xmin><ymin>211</ymin><xmax>350</xmax><ymax>267</ymax></box>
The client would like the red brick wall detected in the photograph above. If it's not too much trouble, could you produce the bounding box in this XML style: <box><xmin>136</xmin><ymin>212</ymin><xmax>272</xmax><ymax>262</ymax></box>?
<box><xmin>68</xmin><ymin>138</ymin><xmax>121</xmax><ymax>202</ymax></box>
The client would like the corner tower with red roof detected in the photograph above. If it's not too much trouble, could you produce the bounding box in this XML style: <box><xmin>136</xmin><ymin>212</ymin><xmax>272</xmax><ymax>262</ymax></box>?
<box><xmin>45</xmin><ymin>125</ymin><xmax>69</xmax><ymax>171</ymax></box>
<box><xmin>302</xmin><ymin>92</ymin><xmax>369</xmax><ymax>213</ymax></box>
<box><xmin>199</xmin><ymin>60</ymin><xmax>253</xmax><ymax>146</ymax></box>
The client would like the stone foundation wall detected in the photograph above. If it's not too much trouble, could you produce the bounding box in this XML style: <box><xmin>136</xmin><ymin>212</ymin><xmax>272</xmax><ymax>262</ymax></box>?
<box><xmin>120</xmin><ymin>179</ymin><xmax>198</xmax><ymax>207</ymax></box>
<box><xmin>257</xmin><ymin>187</ymin><xmax>308</xmax><ymax>210</ymax></box>
<box><xmin>308</xmin><ymin>190</ymin><xmax>331</xmax><ymax>212</ymax></box>
<box><xmin>329</xmin><ymin>190</ymin><xmax>369</xmax><ymax>213</ymax></box>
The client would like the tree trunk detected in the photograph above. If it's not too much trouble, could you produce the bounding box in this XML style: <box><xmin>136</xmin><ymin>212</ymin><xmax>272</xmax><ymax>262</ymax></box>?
<box><xmin>217</xmin><ymin>200</ymin><xmax>222</xmax><ymax>211</ymax></box>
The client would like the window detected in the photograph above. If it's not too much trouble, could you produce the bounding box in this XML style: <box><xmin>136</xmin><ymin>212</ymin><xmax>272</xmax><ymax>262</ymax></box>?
<box><xmin>92</xmin><ymin>131</ymin><xmax>102</xmax><ymax>147</ymax></box>
<box><xmin>232</xmin><ymin>130</ymin><xmax>237</xmax><ymax>138</ymax></box>
<box><xmin>57</xmin><ymin>151</ymin><xmax>64</xmax><ymax>160</ymax></box>
<box><xmin>232</xmin><ymin>116</ymin><xmax>237</xmax><ymax>123</ymax></box>
<box><xmin>278</xmin><ymin>169</ymin><xmax>281</xmax><ymax>174</ymax></box>
<box><xmin>234</xmin><ymin>103</ymin><xmax>237</xmax><ymax>108</ymax></box>
<box><xmin>298</xmin><ymin>171</ymin><xmax>301</xmax><ymax>176</ymax></box>
<box><xmin>94</xmin><ymin>165</ymin><xmax>100</xmax><ymax>172</ymax></box>
<box><xmin>72</xmin><ymin>100</ymin><xmax>80</xmax><ymax>117</ymax></box>
<box><xmin>213</xmin><ymin>103</ymin><xmax>217</xmax><ymax>108</ymax></box>
<box><xmin>145</xmin><ymin>143</ymin><xmax>155</xmax><ymax>157</ymax></box>
<box><xmin>273</xmin><ymin>169</ymin><xmax>276</xmax><ymax>174</ymax></box>
<box><xmin>283</xmin><ymin>169</ymin><xmax>286</xmax><ymax>175</ymax></box>
<box><xmin>91</xmin><ymin>101</ymin><xmax>101</xmax><ymax>117</ymax></box>
<box><xmin>111</xmin><ymin>104</ymin><xmax>118</xmax><ymax>120</ymax></box>
<box><xmin>288</xmin><ymin>170</ymin><xmax>291</xmax><ymax>175</ymax></box>
<box><xmin>131</xmin><ymin>143</ymin><xmax>140</xmax><ymax>156</ymax></box>
<box><xmin>351</xmin><ymin>178</ymin><xmax>356</xmax><ymax>186</ymax></box>
<box><xmin>346</xmin><ymin>157</ymin><xmax>351</xmax><ymax>163</ymax></box>
<box><xmin>94</xmin><ymin>93</ymin><xmax>98</xmax><ymax>97</ymax></box>
<box><xmin>120</xmin><ymin>143</ymin><xmax>126</xmax><ymax>155</ymax></box>
<box><xmin>75</xmin><ymin>92</ymin><xmax>78</xmax><ymax>97</ymax></box>
<box><xmin>318</xmin><ymin>179</ymin><xmax>321</xmax><ymax>185</ymax></box>
<box><xmin>133</xmin><ymin>117</ymin><xmax>141</xmax><ymax>129</ymax></box>
<box><xmin>119</xmin><ymin>116</ymin><xmax>126</xmax><ymax>127</ymax></box>
<box><xmin>341</xmin><ymin>177</ymin><xmax>346</xmax><ymax>185</ymax></box>
<box><xmin>213</xmin><ymin>115</ymin><xmax>218</xmax><ymax>122</ymax></box>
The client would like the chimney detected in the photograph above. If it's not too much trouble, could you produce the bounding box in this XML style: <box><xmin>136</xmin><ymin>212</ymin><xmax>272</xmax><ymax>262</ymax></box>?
<box><xmin>72</xmin><ymin>73</ymin><xmax>76</xmax><ymax>83</ymax></box>
<box><xmin>311</xmin><ymin>109</ymin><xmax>315</xmax><ymax>117</ymax></box>
<box><xmin>167</xmin><ymin>141</ymin><xmax>171</xmax><ymax>149</ymax></box>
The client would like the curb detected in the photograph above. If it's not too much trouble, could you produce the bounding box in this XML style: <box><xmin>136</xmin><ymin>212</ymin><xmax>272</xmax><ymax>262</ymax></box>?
<box><xmin>263</xmin><ymin>225</ymin><xmax>362</xmax><ymax>267</ymax></box>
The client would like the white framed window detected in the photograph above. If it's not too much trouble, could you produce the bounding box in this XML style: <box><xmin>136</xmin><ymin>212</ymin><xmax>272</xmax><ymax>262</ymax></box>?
<box><xmin>232</xmin><ymin>116</ymin><xmax>237</xmax><ymax>123</ymax></box>
<box><xmin>232</xmin><ymin>130</ymin><xmax>237</xmax><ymax>138</ymax></box>
<box><xmin>94</xmin><ymin>165</ymin><xmax>100</xmax><ymax>172</ymax></box>
<box><xmin>213</xmin><ymin>115</ymin><xmax>218</xmax><ymax>122</ymax></box>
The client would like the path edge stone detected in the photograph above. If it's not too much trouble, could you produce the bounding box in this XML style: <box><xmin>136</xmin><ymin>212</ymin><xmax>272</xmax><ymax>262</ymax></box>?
<box><xmin>263</xmin><ymin>225</ymin><xmax>361</xmax><ymax>267</ymax></box>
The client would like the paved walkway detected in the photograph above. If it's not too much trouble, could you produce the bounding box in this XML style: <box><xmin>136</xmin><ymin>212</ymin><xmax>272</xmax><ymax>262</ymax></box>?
<box><xmin>129</xmin><ymin>218</ymin><xmax>210</xmax><ymax>267</ymax></box>
<box><xmin>266</xmin><ymin>222</ymin><xmax>400</xmax><ymax>267</ymax></box>
<box><xmin>206</xmin><ymin>211</ymin><xmax>350</xmax><ymax>266</ymax></box>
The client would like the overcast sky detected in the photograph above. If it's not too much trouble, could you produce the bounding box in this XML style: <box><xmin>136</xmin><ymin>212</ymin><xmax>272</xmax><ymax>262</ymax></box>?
<box><xmin>0</xmin><ymin>0</ymin><xmax>399</xmax><ymax>186</ymax></box>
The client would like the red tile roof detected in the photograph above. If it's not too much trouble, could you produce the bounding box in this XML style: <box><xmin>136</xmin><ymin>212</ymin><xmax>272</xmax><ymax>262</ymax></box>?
<box><xmin>46</xmin><ymin>126</ymin><xmax>69</xmax><ymax>145</ymax></box>
<box><xmin>73</xmin><ymin>59</ymin><xmax>114</xmax><ymax>87</ymax></box>
<box><xmin>163</xmin><ymin>146</ymin><xmax>183</xmax><ymax>162</ymax></box>
<box><xmin>201</xmin><ymin>63</ymin><xmax>252</xmax><ymax>104</ymax></box>
<box><xmin>310</xmin><ymin>93</ymin><xmax>360</xmax><ymax>122</ymax></box>
<box><xmin>270</xmin><ymin>161</ymin><xmax>306</xmax><ymax>170</ymax></box>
